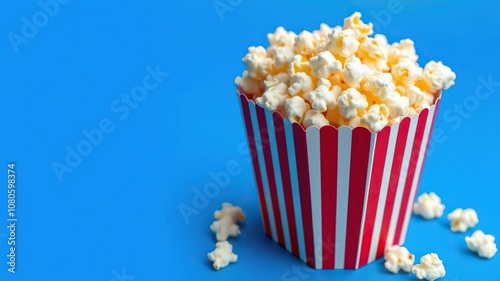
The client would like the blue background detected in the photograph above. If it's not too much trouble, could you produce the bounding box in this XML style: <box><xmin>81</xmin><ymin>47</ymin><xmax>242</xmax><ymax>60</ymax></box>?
<box><xmin>1</xmin><ymin>0</ymin><xmax>499</xmax><ymax>280</ymax></box>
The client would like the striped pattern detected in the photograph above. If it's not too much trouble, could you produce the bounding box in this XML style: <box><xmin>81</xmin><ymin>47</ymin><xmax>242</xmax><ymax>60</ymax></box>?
<box><xmin>238</xmin><ymin>93</ymin><xmax>440</xmax><ymax>269</ymax></box>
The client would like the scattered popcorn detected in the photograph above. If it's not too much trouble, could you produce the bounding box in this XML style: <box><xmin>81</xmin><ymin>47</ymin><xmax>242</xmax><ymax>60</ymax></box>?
<box><xmin>413</xmin><ymin>192</ymin><xmax>445</xmax><ymax>219</ymax></box>
<box><xmin>285</xmin><ymin>96</ymin><xmax>310</xmax><ymax>123</ymax></box>
<box><xmin>361</xmin><ymin>104</ymin><xmax>389</xmax><ymax>132</ymax></box>
<box><xmin>466</xmin><ymin>230</ymin><xmax>498</xmax><ymax>259</ymax></box>
<box><xmin>384</xmin><ymin>245</ymin><xmax>415</xmax><ymax>273</ymax></box>
<box><xmin>447</xmin><ymin>208</ymin><xmax>479</xmax><ymax>233</ymax></box>
<box><xmin>337</xmin><ymin>88</ymin><xmax>368</xmax><ymax>119</ymax></box>
<box><xmin>308</xmin><ymin>79</ymin><xmax>342</xmax><ymax>112</ymax></box>
<box><xmin>303</xmin><ymin>110</ymin><xmax>329</xmax><ymax>128</ymax></box>
<box><xmin>412</xmin><ymin>253</ymin><xmax>446</xmax><ymax>281</ymax></box>
<box><xmin>207</xmin><ymin>241</ymin><xmax>238</xmax><ymax>270</ymax></box>
<box><xmin>422</xmin><ymin>61</ymin><xmax>456</xmax><ymax>92</ymax></box>
<box><xmin>309</xmin><ymin>51</ymin><xmax>342</xmax><ymax>79</ymax></box>
<box><xmin>235</xmin><ymin>12</ymin><xmax>456</xmax><ymax>132</ymax></box>
<box><xmin>210</xmin><ymin>203</ymin><xmax>246</xmax><ymax>241</ymax></box>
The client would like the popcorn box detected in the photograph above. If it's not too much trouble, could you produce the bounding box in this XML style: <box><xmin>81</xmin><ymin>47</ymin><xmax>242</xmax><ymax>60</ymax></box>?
<box><xmin>238</xmin><ymin>91</ymin><xmax>441</xmax><ymax>269</ymax></box>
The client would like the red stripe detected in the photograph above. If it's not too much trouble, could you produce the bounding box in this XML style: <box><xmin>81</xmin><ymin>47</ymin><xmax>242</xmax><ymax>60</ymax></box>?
<box><xmin>392</xmin><ymin>110</ymin><xmax>429</xmax><ymax>245</ymax></box>
<box><xmin>239</xmin><ymin>94</ymin><xmax>271</xmax><ymax>236</ymax></box>
<box><xmin>319</xmin><ymin>126</ymin><xmax>338</xmax><ymax>269</ymax></box>
<box><xmin>293</xmin><ymin>123</ymin><xmax>315</xmax><ymax>268</ymax></box>
<box><xmin>273</xmin><ymin>113</ymin><xmax>299</xmax><ymax>256</ymax></box>
<box><xmin>358</xmin><ymin>126</ymin><xmax>391</xmax><ymax>267</ymax></box>
<box><xmin>256</xmin><ymin>106</ymin><xmax>285</xmax><ymax>247</ymax></box>
<box><xmin>376</xmin><ymin>118</ymin><xmax>411</xmax><ymax>258</ymax></box>
<box><xmin>344</xmin><ymin>127</ymin><xmax>372</xmax><ymax>268</ymax></box>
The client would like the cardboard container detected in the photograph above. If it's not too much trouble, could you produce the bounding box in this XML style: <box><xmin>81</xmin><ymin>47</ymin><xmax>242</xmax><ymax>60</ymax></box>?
<box><xmin>237</xmin><ymin>91</ymin><xmax>441</xmax><ymax>269</ymax></box>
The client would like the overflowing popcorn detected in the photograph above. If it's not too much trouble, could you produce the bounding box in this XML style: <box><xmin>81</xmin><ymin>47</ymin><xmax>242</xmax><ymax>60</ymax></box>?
<box><xmin>447</xmin><ymin>208</ymin><xmax>479</xmax><ymax>233</ymax></box>
<box><xmin>384</xmin><ymin>245</ymin><xmax>415</xmax><ymax>274</ymax></box>
<box><xmin>210</xmin><ymin>203</ymin><xmax>246</xmax><ymax>241</ymax></box>
<box><xmin>207</xmin><ymin>241</ymin><xmax>238</xmax><ymax>270</ymax></box>
<box><xmin>413</xmin><ymin>192</ymin><xmax>445</xmax><ymax>219</ymax></box>
<box><xmin>235</xmin><ymin>12</ymin><xmax>456</xmax><ymax>132</ymax></box>
<box><xmin>465</xmin><ymin>230</ymin><xmax>498</xmax><ymax>259</ymax></box>
<box><xmin>412</xmin><ymin>253</ymin><xmax>446</xmax><ymax>281</ymax></box>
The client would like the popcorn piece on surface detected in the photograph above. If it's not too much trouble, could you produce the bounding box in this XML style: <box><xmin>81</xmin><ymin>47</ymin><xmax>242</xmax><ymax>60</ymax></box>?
<box><xmin>207</xmin><ymin>241</ymin><xmax>238</xmax><ymax>270</ymax></box>
<box><xmin>384</xmin><ymin>245</ymin><xmax>415</xmax><ymax>273</ymax></box>
<box><xmin>267</xmin><ymin>26</ymin><xmax>296</xmax><ymax>48</ymax></box>
<box><xmin>235</xmin><ymin>71</ymin><xmax>265</xmax><ymax>96</ymax></box>
<box><xmin>466</xmin><ymin>230</ymin><xmax>498</xmax><ymax>259</ymax></box>
<box><xmin>388</xmin><ymin>39</ymin><xmax>418</xmax><ymax>66</ymax></box>
<box><xmin>359</xmin><ymin>34</ymin><xmax>389</xmax><ymax>60</ymax></box>
<box><xmin>242</xmin><ymin>46</ymin><xmax>273</xmax><ymax>79</ymax></box>
<box><xmin>447</xmin><ymin>208</ymin><xmax>479</xmax><ymax>233</ymax></box>
<box><xmin>285</xmin><ymin>96</ymin><xmax>310</xmax><ymax>123</ymax></box>
<box><xmin>343</xmin><ymin>11</ymin><xmax>373</xmax><ymax>40</ymax></box>
<box><xmin>308</xmin><ymin>79</ymin><xmax>342</xmax><ymax>112</ymax></box>
<box><xmin>264</xmin><ymin>73</ymin><xmax>290</xmax><ymax>88</ymax></box>
<box><xmin>294</xmin><ymin>31</ymin><xmax>321</xmax><ymax>56</ymax></box>
<box><xmin>210</xmin><ymin>203</ymin><xmax>246</xmax><ymax>241</ymax></box>
<box><xmin>289</xmin><ymin>55</ymin><xmax>312</xmax><ymax>76</ymax></box>
<box><xmin>272</xmin><ymin>46</ymin><xmax>295</xmax><ymax>69</ymax></box>
<box><xmin>303</xmin><ymin>110</ymin><xmax>329</xmax><ymax>128</ymax></box>
<box><xmin>256</xmin><ymin>83</ymin><xmax>290</xmax><ymax>112</ymax></box>
<box><xmin>422</xmin><ymin>61</ymin><xmax>456</xmax><ymax>92</ymax></box>
<box><xmin>361</xmin><ymin>104</ymin><xmax>389</xmax><ymax>132</ymax></box>
<box><xmin>341</xmin><ymin>56</ymin><xmax>370</xmax><ymax>88</ymax></box>
<box><xmin>391</xmin><ymin>57</ymin><xmax>423</xmax><ymax>86</ymax></box>
<box><xmin>327</xmin><ymin>28</ymin><xmax>360</xmax><ymax>58</ymax></box>
<box><xmin>363</xmin><ymin>72</ymin><xmax>396</xmax><ymax>100</ymax></box>
<box><xmin>412</xmin><ymin>253</ymin><xmax>446</xmax><ymax>281</ymax></box>
<box><xmin>337</xmin><ymin>88</ymin><xmax>368</xmax><ymax>119</ymax></box>
<box><xmin>289</xmin><ymin>72</ymin><xmax>313</xmax><ymax>97</ymax></box>
<box><xmin>309</xmin><ymin>51</ymin><xmax>342</xmax><ymax>79</ymax></box>
<box><xmin>385</xmin><ymin>93</ymin><xmax>410</xmax><ymax>118</ymax></box>
<box><xmin>413</xmin><ymin>192</ymin><xmax>445</xmax><ymax>219</ymax></box>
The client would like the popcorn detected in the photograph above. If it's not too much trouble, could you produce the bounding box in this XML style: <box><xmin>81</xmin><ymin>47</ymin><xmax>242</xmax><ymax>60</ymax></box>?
<box><xmin>422</xmin><ymin>61</ymin><xmax>456</xmax><ymax>92</ymax></box>
<box><xmin>289</xmin><ymin>72</ymin><xmax>313</xmax><ymax>97</ymax></box>
<box><xmin>303</xmin><ymin>110</ymin><xmax>329</xmax><ymax>128</ymax></box>
<box><xmin>256</xmin><ymin>83</ymin><xmax>290</xmax><ymax>112</ymax></box>
<box><xmin>361</xmin><ymin>104</ymin><xmax>389</xmax><ymax>132</ymax></box>
<box><xmin>341</xmin><ymin>56</ymin><xmax>370</xmax><ymax>88</ymax></box>
<box><xmin>242</xmin><ymin>46</ymin><xmax>273</xmax><ymax>79</ymax></box>
<box><xmin>210</xmin><ymin>203</ymin><xmax>246</xmax><ymax>241</ymax></box>
<box><xmin>235</xmin><ymin>71</ymin><xmax>265</xmax><ymax>96</ymax></box>
<box><xmin>285</xmin><ymin>96</ymin><xmax>310</xmax><ymax>123</ymax></box>
<box><xmin>465</xmin><ymin>230</ymin><xmax>498</xmax><ymax>259</ymax></box>
<box><xmin>337</xmin><ymin>88</ymin><xmax>368</xmax><ymax>119</ymax></box>
<box><xmin>309</xmin><ymin>51</ymin><xmax>342</xmax><ymax>79</ymax></box>
<box><xmin>447</xmin><ymin>208</ymin><xmax>479</xmax><ymax>233</ymax></box>
<box><xmin>294</xmin><ymin>31</ymin><xmax>321</xmax><ymax>56</ymax></box>
<box><xmin>384</xmin><ymin>245</ymin><xmax>415</xmax><ymax>273</ymax></box>
<box><xmin>412</xmin><ymin>253</ymin><xmax>446</xmax><ymax>281</ymax></box>
<box><xmin>343</xmin><ymin>11</ymin><xmax>373</xmax><ymax>40</ymax></box>
<box><xmin>235</xmin><ymin>12</ymin><xmax>456</xmax><ymax>132</ymax></box>
<box><xmin>308</xmin><ymin>79</ymin><xmax>342</xmax><ymax>112</ymax></box>
<box><xmin>207</xmin><ymin>241</ymin><xmax>238</xmax><ymax>270</ymax></box>
<box><xmin>413</xmin><ymin>192</ymin><xmax>445</xmax><ymax>219</ymax></box>
<box><xmin>327</xmin><ymin>28</ymin><xmax>360</xmax><ymax>58</ymax></box>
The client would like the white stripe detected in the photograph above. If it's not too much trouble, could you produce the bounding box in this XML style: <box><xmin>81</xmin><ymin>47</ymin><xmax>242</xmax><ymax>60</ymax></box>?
<box><xmin>335</xmin><ymin>126</ymin><xmax>352</xmax><ymax>269</ymax></box>
<box><xmin>248</xmin><ymin>104</ymin><xmax>278</xmax><ymax>242</ymax></box>
<box><xmin>368</xmin><ymin>122</ymin><xmax>400</xmax><ymax>262</ymax></box>
<box><xmin>355</xmin><ymin>133</ymin><xmax>377</xmax><ymax>268</ymax></box>
<box><xmin>306</xmin><ymin>128</ymin><xmax>322</xmax><ymax>268</ymax></box>
<box><xmin>265</xmin><ymin>110</ymin><xmax>291</xmax><ymax>252</ymax></box>
<box><xmin>284</xmin><ymin>121</ymin><xmax>307</xmax><ymax>262</ymax></box>
<box><xmin>385</xmin><ymin>116</ymin><xmax>419</xmax><ymax>249</ymax></box>
<box><xmin>399</xmin><ymin>105</ymin><xmax>436</xmax><ymax>244</ymax></box>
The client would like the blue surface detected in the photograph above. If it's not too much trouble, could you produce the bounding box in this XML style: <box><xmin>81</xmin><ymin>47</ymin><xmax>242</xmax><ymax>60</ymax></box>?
<box><xmin>1</xmin><ymin>0</ymin><xmax>500</xmax><ymax>280</ymax></box>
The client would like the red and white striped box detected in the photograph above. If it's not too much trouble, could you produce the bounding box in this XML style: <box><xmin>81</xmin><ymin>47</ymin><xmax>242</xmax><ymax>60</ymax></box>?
<box><xmin>237</xmin><ymin>91</ymin><xmax>441</xmax><ymax>269</ymax></box>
